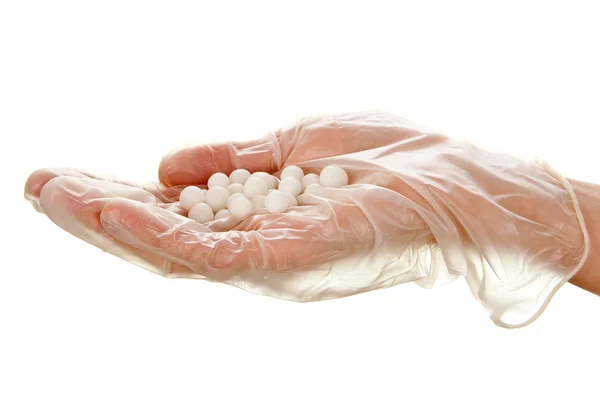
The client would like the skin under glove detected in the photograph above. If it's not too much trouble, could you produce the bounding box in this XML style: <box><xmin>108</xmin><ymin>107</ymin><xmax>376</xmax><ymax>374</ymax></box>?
<box><xmin>25</xmin><ymin>112</ymin><xmax>590</xmax><ymax>328</ymax></box>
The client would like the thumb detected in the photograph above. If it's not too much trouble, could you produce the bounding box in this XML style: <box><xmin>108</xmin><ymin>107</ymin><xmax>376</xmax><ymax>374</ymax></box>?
<box><xmin>158</xmin><ymin>133</ymin><xmax>284</xmax><ymax>187</ymax></box>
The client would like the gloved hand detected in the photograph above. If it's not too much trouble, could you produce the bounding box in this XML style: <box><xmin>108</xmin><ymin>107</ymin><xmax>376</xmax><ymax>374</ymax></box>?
<box><xmin>24</xmin><ymin>112</ymin><xmax>589</xmax><ymax>328</ymax></box>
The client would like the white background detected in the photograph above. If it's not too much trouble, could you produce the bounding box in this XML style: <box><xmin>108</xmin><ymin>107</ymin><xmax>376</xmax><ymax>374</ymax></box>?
<box><xmin>2</xmin><ymin>1</ymin><xmax>599</xmax><ymax>399</ymax></box>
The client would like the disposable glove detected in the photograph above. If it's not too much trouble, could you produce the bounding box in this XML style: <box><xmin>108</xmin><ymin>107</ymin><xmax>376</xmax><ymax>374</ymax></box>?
<box><xmin>25</xmin><ymin>112</ymin><xmax>589</xmax><ymax>328</ymax></box>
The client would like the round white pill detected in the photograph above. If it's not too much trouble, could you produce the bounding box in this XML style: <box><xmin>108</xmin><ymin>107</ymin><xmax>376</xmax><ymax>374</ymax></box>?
<box><xmin>251</xmin><ymin>172</ymin><xmax>277</xmax><ymax>191</ymax></box>
<box><xmin>265</xmin><ymin>190</ymin><xmax>290</xmax><ymax>214</ymax></box>
<box><xmin>188</xmin><ymin>203</ymin><xmax>214</xmax><ymax>223</ymax></box>
<box><xmin>278</xmin><ymin>177</ymin><xmax>302</xmax><ymax>197</ymax></box>
<box><xmin>229</xmin><ymin>196</ymin><xmax>253</xmax><ymax>219</ymax></box>
<box><xmin>229</xmin><ymin>169</ymin><xmax>251</xmax><ymax>185</ymax></box>
<box><xmin>207</xmin><ymin>172</ymin><xmax>230</xmax><ymax>189</ymax></box>
<box><xmin>301</xmin><ymin>173</ymin><xmax>320</xmax><ymax>192</ymax></box>
<box><xmin>250</xmin><ymin>195</ymin><xmax>266</xmax><ymax>209</ymax></box>
<box><xmin>205</xmin><ymin>186</ymin><xmax>230</xmax><ymax>212</ymax></box>
<box><xmin>227</xmin><ymin>183</ymin><xmax>245</xmax><ymax>195</ymax></box>
<box><xmin>179</xmin><ymin>186</ymin><xmax>205</xmax><ymax>211</ymax></box>
<box><xmin>227</xmin><ymin>193</ymin><xmax>245</xmax><ymax>209</ymax></box>
<box><xmin>304</xmin><ymin>183</ymin><xmax>322</xmax><ymax>194</ymax></box>
<box><xmin>283</xmin><ymin>192</ymin><xmax>298</xmax><ymax>207</ymax></box>
<box><xmin>214</xmin><ymin>209</ymin><xmax>231</xmax><ymax>220</ymax></box>
<box><xmin>244</xmin><ymin>176</ymin><xmax>268</xmax><ymax>198</ymax></box>
<box><xmin>319</xmin><ymin>166</ymin><xmax>348</xmax><ymax>188</ymax></box>
<box><xmin>281</xmin><ymin>165</ymin><xmax>304</xmax><ymax>181</ymax></box>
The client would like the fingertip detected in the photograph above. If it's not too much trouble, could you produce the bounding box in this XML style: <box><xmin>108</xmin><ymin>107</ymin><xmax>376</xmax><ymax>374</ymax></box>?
<box><xmin>38</xmin><ymin>175</ymin><xmax>83</xmax><ymax>211</ymax></box>
<box><xmin>157</xmin><ymin>151</ymin><xmax>180</xmax><ymax>187</ymax></box>
<box><xmin>25</xmin><ymin>168</ymin><xmax>90</xmax><ymax>211</ymax></box>
<box><xmin>38</xmin><ymin>176</ymin><xmax>114</xmax><ymax>241</ymax></box>
<box><xmin>25</xmin><ymin>168</ymin><xmax>56</xmax><ymax>199</ymax></box>
<box><xmin>25</xmin><ymin>169</ymin><xmax>52</xmax><ymax>211</ymax></box>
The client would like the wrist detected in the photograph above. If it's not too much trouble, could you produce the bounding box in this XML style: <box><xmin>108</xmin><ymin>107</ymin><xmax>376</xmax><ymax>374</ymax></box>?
<box><xmin>567</xmin><ymin>178</ymin><xmax>600</xmax><ymax>295</ymax></box>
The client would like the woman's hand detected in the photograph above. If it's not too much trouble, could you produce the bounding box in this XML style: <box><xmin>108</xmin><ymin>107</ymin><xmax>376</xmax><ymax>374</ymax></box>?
<box><xmin>24</xmin><ymin>112</ymin><xmax>590</xmax><ymax>328</ymax></box>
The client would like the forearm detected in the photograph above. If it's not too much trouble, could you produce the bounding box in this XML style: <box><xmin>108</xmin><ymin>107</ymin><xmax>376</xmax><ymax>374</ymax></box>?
<box><xmin>568</xmin><ymin>178</ymin><xmax>600</xmax><ymax>295</ymax></box>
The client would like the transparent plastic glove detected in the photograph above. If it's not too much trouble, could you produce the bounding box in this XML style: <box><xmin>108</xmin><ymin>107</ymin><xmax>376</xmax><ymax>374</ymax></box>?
<box><xmin>25</xmin><ymin>112</ymin><xmax>589</xmax><ymax>328</ymax></box>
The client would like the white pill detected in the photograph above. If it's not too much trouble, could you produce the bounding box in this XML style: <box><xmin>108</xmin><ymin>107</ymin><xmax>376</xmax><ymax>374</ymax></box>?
<box><xmin>179</xmin><ymin>186</ymin><xmax>205</xmax><ymax>211</ymax></box>
<box><xmin>227</xmin><ymin>193</ymin><xmax>245</xmax><ymax>209</ymax></box>
<box><xmin>214</xmin><ymin>209</ymin><xmax>231</xmax><ymax>220</ymax></box>
<box><xmin>304</xmin><ymin>183</ymin><xmax>322</xmax><ymax>194</ymax></box>
<box><xmin>301</xmin><ymin>173</ymin><xmax>320</xmax><ymax>192</ymax></box>
<box><xmin>283</xmin><ymin>192</ymin><xmax>298</xmax><ymax>207</ymax></box>
<box><xmin>229</xmin><ymin>169</ymin><xmax>251</xmax><ymax>185</ymax></box>
<box><xmin>205</xmin><ymin>186</ymin><xmax>230</xmax><ymax>212</ymax></box>
<box><xmin>278</xmin><ymin>177</ymin><xmax>302</xmax><ymax>197</ymax></box>
<box><xmin>281</xmin><ymin>165</ymin><xmax>304</xmax><ymax>181</ymax></box>
<box><xmin>188</xmin><ymin>203</ymin><xmax>214</xmax><ymax>223</ymax></box>
<box><xmin>250</xmin><ymin>195</ymin><xmax>266</xmax><ymax>210</ymax></box>
<box><xmin>244</xmin><ymin>176</ymin><xmax>268</xmax><ymax>198</ymax></box>
<box><xmin>227</xmin><ymin>183</ymin><xmax>245</xmax><ymax>195</ymax></box>
<box><xmin>251</xmin><ymin>172</ymin><xmax>277</xmax><ymax>190</ymax></box>
<box><xmin>229</xmin><ymin>196</ymin><xmax>253</xmax><ymax>219</ymax></box>
<box><xmin>319</xmin><ymin>166</ymin><xmax>348</xmax><ymax>188</ymax></box>
<box><xmin>265</xmin><ymin>190</ymin><xmax>289</xmax><ymax>213</ymax></box>
<box><xmin>207</xmin><ymin>172</ymin><xmax>230</xmax><ymax>189</ymax></box>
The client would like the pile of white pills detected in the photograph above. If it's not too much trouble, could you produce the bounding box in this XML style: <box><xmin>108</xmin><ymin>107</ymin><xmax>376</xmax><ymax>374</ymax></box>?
<box><xmin>179</xmin><ymin>165</ymin><xmax>349</xmax><ymax>224</ymax></box>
